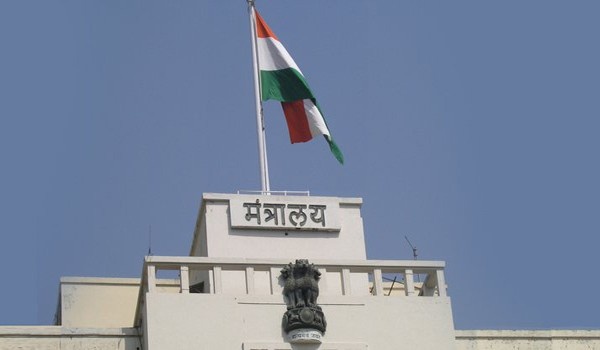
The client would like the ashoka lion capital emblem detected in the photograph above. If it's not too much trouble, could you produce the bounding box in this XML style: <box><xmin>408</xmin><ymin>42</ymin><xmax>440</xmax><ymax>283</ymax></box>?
<box><xmin>280</xmin><ymin>259</ymin><xmax>326</xmax><ymax>343</ymax></box>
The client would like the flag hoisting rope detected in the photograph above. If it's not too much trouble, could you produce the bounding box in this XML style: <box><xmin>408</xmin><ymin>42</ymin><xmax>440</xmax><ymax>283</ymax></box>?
<box><xmin>247</xmin><ymin>1</ymin><xmax>345</xmax><ymax>193</ymax></box>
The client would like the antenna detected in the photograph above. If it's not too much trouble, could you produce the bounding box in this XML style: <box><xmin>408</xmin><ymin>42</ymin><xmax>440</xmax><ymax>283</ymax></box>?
<box><xmin>404</xmin><ymin>235</ymin><xmax>418</xmax><ymax>260</ymax></box>
<box><xmin>404</xmin><ymin>235</ymin><xmax>420</xmax><ymax>283</ymax></box>
<box><xmin>148</xmin><ymin>224</ymin><xmax>153</xmax><ymax>256</ymax></box>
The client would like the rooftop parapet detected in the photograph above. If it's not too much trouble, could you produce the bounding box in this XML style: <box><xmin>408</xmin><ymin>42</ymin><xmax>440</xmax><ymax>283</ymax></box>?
<box><xmin>134</xmin><ymin>256</ymin><xmax>454</xmax><ymax>349</ymax></box>
<box><xmin>134</xmin><ymin>256</ymin><xmax>447</xmax><ymax>326</ymax></box>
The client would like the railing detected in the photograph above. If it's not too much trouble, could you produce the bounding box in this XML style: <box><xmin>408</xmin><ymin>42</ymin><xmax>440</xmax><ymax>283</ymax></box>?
<box><xmin>236</xmin><ymin>190</ymin><xmax>310</xmax><ymax>196</ymax></box>
<box><xmin>134</xmin><ymin>256</ymin><xmax>447</xmax><ymax>326</ymax></box>
<box><xmin>140</xmin><ymin>256</ymin><xmax>445</xmax><ymax>296</ymax></box>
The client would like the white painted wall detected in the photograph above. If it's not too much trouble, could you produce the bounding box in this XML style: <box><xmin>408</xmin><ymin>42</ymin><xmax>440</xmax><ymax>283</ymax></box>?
<box><xmin>60</xmin><ymin>277</ymin><xmax>141</xmax><ymax>328</ymax></box>
<box><xmin>189</xmin><ymin>193</ymin><xmax>366</xmax><ymax>260</ymax></box>
<box><xmin>0</xmin><ymin>327</ymin><xmax>140</xmax><ymax>350</ymax></box>
<box><xmin>143</xmin><ymin>293</ymin><xmax>457</xmax><ymax>350</ymax></box>
<box><xmin>59</xmin><ymin>277</ymin><xmax>178</xmax><ymax>328</ymax></box>
<box><xmin>2</xmin><ymin>327</ymin><xmax>599</xmax><ymax>350</ymax></box>
<box><xmin>455</xmin><ymin>330</ymin><xmax>600</xmax><ymax>350</ymax></box>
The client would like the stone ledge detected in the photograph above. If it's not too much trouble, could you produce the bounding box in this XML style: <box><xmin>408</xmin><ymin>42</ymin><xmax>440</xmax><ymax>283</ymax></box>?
<box><xmin>456</xmin><ymin>329</ymin><xmax>600</xmax><ymax>339</ymax></box>
<box><xmin>0</xmin><ymin>326</ymin><xmax>138</xmax><ymax>337</ymax></box>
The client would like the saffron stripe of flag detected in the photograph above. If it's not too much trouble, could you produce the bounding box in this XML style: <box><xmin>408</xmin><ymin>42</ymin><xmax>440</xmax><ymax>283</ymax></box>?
<box><xmin>255</xmin><ymin>10</ymin><xmax>344</xmax><ymax>164</ymax></box>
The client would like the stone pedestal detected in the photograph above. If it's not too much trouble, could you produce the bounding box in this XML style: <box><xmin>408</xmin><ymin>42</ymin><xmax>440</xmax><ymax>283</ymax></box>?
<box><xmin>282</xmin><ymin>306</ymin><xmax>326</xmax><ymax>334</ymax></box>
<box><xmin>287</xmin><ymin>328</ymin><xmax>323</xmax><ymax>344</ymax></box>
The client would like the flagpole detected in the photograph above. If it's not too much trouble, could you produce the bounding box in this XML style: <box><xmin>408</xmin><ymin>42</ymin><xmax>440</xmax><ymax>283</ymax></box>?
<box><xmin>248</xmin><ymin>0</ymin><xmax>270</xmax><ymax>193</ymax></box>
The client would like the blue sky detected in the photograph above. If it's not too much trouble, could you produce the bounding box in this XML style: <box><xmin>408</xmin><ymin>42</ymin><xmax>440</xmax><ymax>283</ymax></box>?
<box><xmin>1</xmin><ymin>1</ymin><xmax>599</xmax><ymax>330</ymax></box>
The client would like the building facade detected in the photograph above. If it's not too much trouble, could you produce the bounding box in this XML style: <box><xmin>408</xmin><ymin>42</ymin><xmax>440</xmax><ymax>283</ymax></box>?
<box><xmin>1</xmin><ymin>193</ymin><xmax>598</xmax><ymax>349</ymax></box>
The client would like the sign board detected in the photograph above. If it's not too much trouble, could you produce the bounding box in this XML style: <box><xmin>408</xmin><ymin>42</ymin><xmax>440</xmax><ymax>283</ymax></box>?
<box><xmin>229</xmin><ymin>197</ymin><xmax>341</xmax><ymax>232</ymax></box>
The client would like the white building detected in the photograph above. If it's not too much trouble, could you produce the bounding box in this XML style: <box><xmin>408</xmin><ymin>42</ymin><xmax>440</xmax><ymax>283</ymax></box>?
<box><xmin>1</xmin><ymin>193</ymin><xmax>598</xmax><ymax>349</ymax></box>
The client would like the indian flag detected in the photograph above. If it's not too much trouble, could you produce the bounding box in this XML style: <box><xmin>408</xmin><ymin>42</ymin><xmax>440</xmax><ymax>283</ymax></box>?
<box><xmin>255</xmin><ymin>10</ymin><xmax>344</xmax><ymax>164</ymax></box>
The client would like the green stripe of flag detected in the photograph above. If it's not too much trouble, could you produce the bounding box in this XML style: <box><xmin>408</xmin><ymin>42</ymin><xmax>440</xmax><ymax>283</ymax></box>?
<box><xmin>261</xmin><ymin>68</ymin><xmax>315</xmax><ymax>102</ymax></box>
